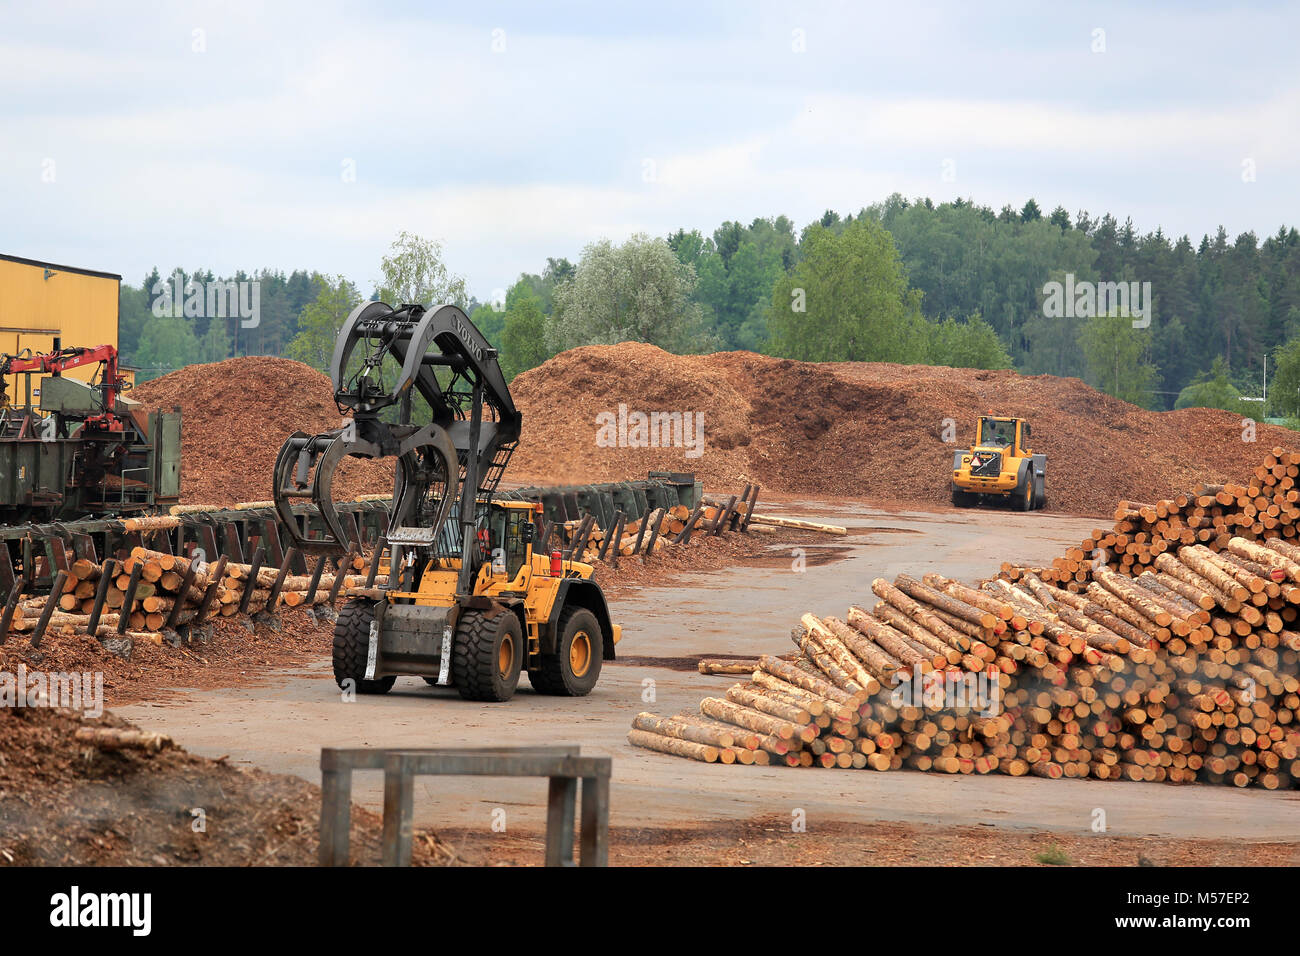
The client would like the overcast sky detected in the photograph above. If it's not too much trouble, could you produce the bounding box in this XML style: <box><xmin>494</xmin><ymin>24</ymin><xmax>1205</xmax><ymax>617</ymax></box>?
<box><xmin>3</xmin><ymin>1</ymin><xmax>1296</xmax><ymax>301</ymax></box>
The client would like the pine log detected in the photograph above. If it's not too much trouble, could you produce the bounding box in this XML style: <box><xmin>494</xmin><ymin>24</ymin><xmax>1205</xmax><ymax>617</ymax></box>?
<box><xmin>627</xmin><ymin>728</ymin><xmax>719</xmax><ymax>762</ymax></box>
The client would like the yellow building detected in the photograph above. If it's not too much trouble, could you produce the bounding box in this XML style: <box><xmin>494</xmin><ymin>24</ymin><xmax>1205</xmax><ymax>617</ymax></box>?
<box><xmin>0</xmin><ymin>254</ymin><xmax>122</xmax><ymax>404</ymax></box>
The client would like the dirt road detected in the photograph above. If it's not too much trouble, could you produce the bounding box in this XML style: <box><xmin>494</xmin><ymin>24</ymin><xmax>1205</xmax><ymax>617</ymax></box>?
<box><xmin>115</xmin><ymin>500</ymin><xmax>1300</xmax><ymax>859</ymax></box>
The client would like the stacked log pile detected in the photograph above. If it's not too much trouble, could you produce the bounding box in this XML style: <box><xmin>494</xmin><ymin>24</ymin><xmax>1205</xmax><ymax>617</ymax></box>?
<box><xmin>630</xmin><ymin>449</ymin><xmax>1300</xmax><ymax>790</ymax></box>
<box><xmin>2</xmin><ymin>546</ymin><xmax>380</xmax><ymax>649</ymax></box>
<box><xmin>1003</xmin><ymin>449</ymin><xmax>1300</xmax><ymax>586</ymax></box>
<box><xmin>559</xmin><ymin>508</ymin><xmax>685</xmax><ymax>563</ymax></box>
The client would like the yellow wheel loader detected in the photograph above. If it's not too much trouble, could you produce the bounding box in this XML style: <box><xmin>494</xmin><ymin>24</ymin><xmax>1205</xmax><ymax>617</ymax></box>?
<box><xmin>950</xmin><ymin>416</ymin><xmax>1046</xmax><ymax>511</ymax></box>
<box><xmin>273</xmin><ymin>301</ymin><xmax>619</xmax><ymax>702</ymax></box>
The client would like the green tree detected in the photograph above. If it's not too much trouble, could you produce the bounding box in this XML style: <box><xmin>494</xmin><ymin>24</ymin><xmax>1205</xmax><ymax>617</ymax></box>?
<box><xmin>375</xmin><ymin>231</ymin><xmax>468</xmax><ymax>308</ymax></box>
<box><xmin>287</xmin><ymin>275</ymin><xmax>362</xmax><ymax>372</ymax></box>
<box><xmin>1176</xmin><ymin>357</ymin><xmax>1257</xmax><ymax>416</ymax></box>
<box><xmin>766</xmin><ymin>218</ymin><xmax>927</xmax><ymax>362</ymax></box>
<box><xmin>118</xmin><ymin>282</ymin><xmax>153</xmax><ymax>367</ymax></box>
<box><xmin>500</xmin><ymin>284</ymin><xmax>551</xmax><ymax>380</ymax></box>
<box><xmin>198</xmin><ymin>321</ymin><xmax>231</xmax><ymax>363</ymax></box>
<box><xmin>926</xmin><ymin>313</ymin><xmax>1014</xmax><ymax>369</ymax></box>
<box><xmin>1271</xmin><ymin>335</ymin><xmax>1300</xmax><ymax>418</ymax></box>
<box><xmin>134</xmin><ymin>317</ymin><xmax>200</xmax><ymax>381</ymax></box>
<box><xmin>1078</xmin><ymin>313</ymin><xmax>1159</xmax><ymax>407</ymax></box>
<box><xmin>674</xmin><ymin>218</ymin><xmax>797</xmax><ymax>350</ymax></box>
<box><xmin>550</xmin><ymin>233</ymin><xmax>713</xmax><ymax>353</ymax></box>
<box><xmin>471</xmin><ymin>302</ymin><xmax>505</xmax><ymax>350</ymax></box>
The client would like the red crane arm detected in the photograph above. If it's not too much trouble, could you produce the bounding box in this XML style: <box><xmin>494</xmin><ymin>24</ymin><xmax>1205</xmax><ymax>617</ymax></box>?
<box><xmin>1</xmin><ymin>345</ymin><xmax>123</xmax><ymax>386</ymax></box>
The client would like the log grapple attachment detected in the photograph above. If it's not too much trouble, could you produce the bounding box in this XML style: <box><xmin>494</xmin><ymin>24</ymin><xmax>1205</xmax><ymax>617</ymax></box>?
<box><xmin>272</xmin><ymin>302</ymin><xmax>520</xmax><ymax>555</ymax></box>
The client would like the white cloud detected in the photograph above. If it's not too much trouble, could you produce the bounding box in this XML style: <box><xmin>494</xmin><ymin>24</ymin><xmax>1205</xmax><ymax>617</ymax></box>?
<box><xmin>0</xmin><ymin>1</ymin><xmax>1297</xmax><ymax>298</ymax></box>
<box><xmin>789</xmin><ymin>92</ymin><xmax>1300</xmax><ymax>163</ymax></box>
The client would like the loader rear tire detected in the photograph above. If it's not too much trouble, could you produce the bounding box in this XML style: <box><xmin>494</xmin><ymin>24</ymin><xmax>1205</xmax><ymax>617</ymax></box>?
<box><xmin>332</xmin><ymin>599</ymin><xmax>395</xmax><ymax>695</ymax></box>
<box><xmin>529</xmin><ymin>607</ymin><xmax>603</xmax><ymax>697</ymax></box>
<box><xmin>452</xmin><ymin>609</ymin><xmax>523</xmax><ymax>702</ymax></box>
<box><xmin>1033</xmin><ymin>474</ymin><xmax>1046</xmax><ymax>510</ymax></box>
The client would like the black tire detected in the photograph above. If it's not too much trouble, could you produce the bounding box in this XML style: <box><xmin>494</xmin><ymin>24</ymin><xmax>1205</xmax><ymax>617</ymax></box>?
<box><xmin>333</xmin><ymin>599</ymin><xmax>395</xmax><ymax>694</ymax></box>
<box><xmin>451</xmin><ymin>609</ymin><xmax>523</xmax><ymax>702</ymax></box>
<box><xmin>1013</xmin><ymin>471</ymin><xmax>1033</xmax><ymax>511</ymax></box>
<box><xmin>529</xmin><ymin>607</ymin><xmax>603</xmax><ymax>697</ymax></box>
<box><xmin>1033</xmin><ymin>474</ymin><xmax>1047</xmax><ymax>510</ymax></box>
<box><xmin>951</xmin><ymin>487</ymin><xmax>977</xmax><ymax>508</ymax></box>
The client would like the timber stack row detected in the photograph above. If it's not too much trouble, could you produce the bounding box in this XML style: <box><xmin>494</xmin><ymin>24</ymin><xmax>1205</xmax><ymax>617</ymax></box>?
<box><xmin>630</xmin><ymin>448</ymin><xmax>1300</xmax><ymax>790</ymax></box>
<box><xmin>555</xmin><ymin>486</ymin><xmax>847</xmax><ymax>567</ymax></box>
<box><xmin>0</xmin><ymin>545</ymin><xmax>381</xmax><ymax>651</ymax></box>
<box><xmin>553</xmin><ymin>484</ymin><xmax>762</xmax><ymax>567</ymax></box>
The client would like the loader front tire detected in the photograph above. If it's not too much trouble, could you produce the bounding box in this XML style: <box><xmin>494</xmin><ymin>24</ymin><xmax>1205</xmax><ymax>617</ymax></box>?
<box><xmin>1014</xmin><ymin>473</ymin><xmax>1034</xmax><ymax>512</ymax></box>
<box><xmin>951</xmin><ymin>487</ymin><xmax>977</xmax><ymax>508</ymax></box>
<box><xmin>529</xmin><ymin>607</ymin><xmax>603</xmax><ymax>697</ymax></box>
<box><xmin>333</xmin><ymin>599</ymin><xmax>395</xmax><ymax>695</ymax></box>
<box><xmin>452</xmin><ymin>609</ymin><xmax>523</xmax><ymax>702</ymax></box>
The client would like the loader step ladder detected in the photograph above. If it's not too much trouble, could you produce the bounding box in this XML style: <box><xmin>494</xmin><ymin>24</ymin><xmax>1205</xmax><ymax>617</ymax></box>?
<box><xmin>477</xmin><ymin>440</ymin><xmax>516</xmax><ymax>500</ymax></box>
<box><xmin>457</xmin><ymin>439</ymin><xmax>517</xmax><ymax>510</ymax></box>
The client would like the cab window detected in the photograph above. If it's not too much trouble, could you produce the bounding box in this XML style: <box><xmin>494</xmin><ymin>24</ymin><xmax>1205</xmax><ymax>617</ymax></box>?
<box><xmin>503</xmin><ymin>509</ymin><xmax>530</xmax><ymax>580</ymax></box>
<box><xmin>978</xmin><ymin>418</ymin><xmax>1015</xmax><ymax>449</ymax></box>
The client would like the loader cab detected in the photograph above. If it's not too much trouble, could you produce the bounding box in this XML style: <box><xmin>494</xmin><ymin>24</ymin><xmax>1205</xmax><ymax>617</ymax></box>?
<box><xmin>976</xmin><ymin>417</ymin><xmax>1033</xmax><ymax>457</ymax></box>
<box><xmin>423</xmin><ymin>499</ymin><xmax>537</xmax><ymax>584</ymax></box>
<box><xmin>977</xmin><ymin>416</ymin><xmax>1017</xmax><ymax>451</ymax></box>
<box><xmin>479</xmin><ymin>501</ymin><xmax>536</xmax><ymax>583</ymax></box>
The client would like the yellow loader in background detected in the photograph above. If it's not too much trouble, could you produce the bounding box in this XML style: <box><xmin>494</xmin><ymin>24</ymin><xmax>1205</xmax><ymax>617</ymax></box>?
<box><xmin>950</xmin><ymin>416</ymin><xmax>1046</xmax><ymax>511</ymax></box>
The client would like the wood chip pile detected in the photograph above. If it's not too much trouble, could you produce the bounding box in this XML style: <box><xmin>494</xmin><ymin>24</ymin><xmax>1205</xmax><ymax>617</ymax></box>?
<box><xmin>630</xmin><ymin>448</ymin><xmax>1300</xmax><ymax>789</ymax></box>
<box><xmin>131</xmin><ymin>356</ymin><xmax>394</xmax><ymax>505</ymax></box>
<box><xmin>509</xmin><ymin>342</ymin><xmax>1300</xmax><ymax>515</ymax></box>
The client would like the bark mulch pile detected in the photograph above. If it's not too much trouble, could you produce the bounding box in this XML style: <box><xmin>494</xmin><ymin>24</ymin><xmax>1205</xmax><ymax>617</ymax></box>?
<box><xmin>0</xmin><ymin>612</ymin><xmax>336</xmax><ymax>709</ymax></box>
<box><xmin>508</xmin><ymin>343</ymin><xmax>1300</xmax><ymax>517</ymax></box>
<box><xmin>131</xmin><ymin>357</ymin><xmax>394</xmax><ymax>507</ymax></box>
<box><xmin>0</xmin><ymin>705</ymin><xmax>454</xmax><ymax>866</ymax></box>
<box><xmin>128</xmin><ymin>347</ymin><xmax>1291</xmax><ymax>518</ymax></box>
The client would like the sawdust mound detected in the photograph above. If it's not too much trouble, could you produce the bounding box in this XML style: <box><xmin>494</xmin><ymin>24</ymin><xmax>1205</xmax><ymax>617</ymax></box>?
<box><xmin>508</xmin><ymin>343</ymin><xmax>1300</xmax><ymax>516</ymax></box>
<box><xmin>131</xmin><ymin>357</ymin><xmax>393</xmax><ymax>506</ymax></box>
